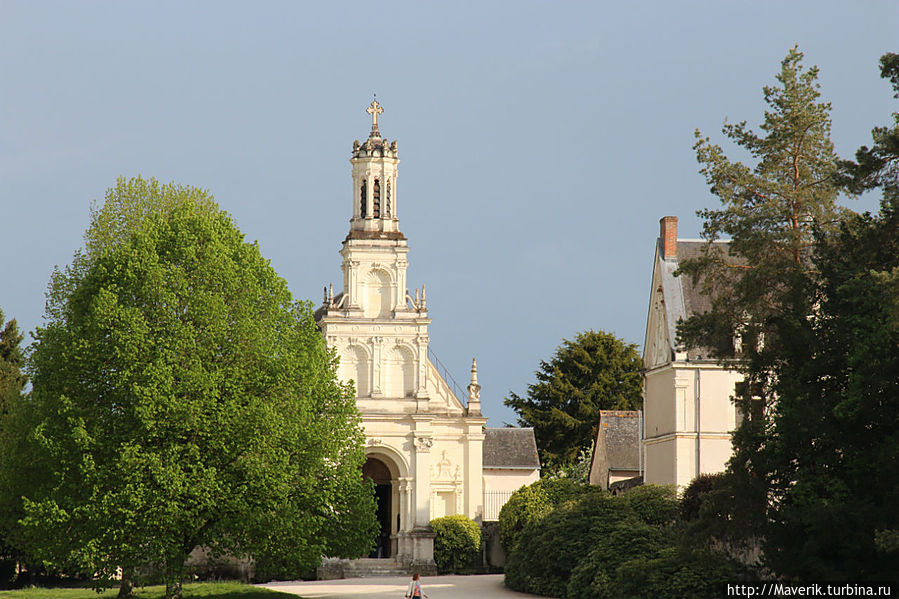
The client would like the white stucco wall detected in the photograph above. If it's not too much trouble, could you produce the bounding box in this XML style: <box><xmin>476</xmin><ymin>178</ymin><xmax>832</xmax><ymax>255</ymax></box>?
<box><xmin>643</xmin><ymin>362</ymin><xmax>742</xmax><ymax>489</ymax></box>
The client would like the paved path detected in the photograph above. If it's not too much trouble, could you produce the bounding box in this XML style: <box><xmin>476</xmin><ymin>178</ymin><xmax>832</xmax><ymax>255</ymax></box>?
<box><xmin>260</xmin><ymin>574</ymin><xmax>544</xmax><ymax>598</ymax></box>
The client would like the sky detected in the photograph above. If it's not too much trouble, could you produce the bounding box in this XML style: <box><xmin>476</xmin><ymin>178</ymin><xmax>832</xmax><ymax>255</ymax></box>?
<box><xmin>1</xmin><ymin>1</ymin><xmax>897</xmax><ymax>427</ymax></box>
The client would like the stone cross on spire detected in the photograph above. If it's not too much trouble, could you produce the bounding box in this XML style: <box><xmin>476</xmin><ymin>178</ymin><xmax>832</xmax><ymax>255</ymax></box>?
<box><xmin>366</xmin><ymin>98</ymin><xmax>384</xmax><ymax>137</ymax></box>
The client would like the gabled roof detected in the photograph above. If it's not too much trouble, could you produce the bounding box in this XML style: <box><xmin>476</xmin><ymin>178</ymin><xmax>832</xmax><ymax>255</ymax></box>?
<box><xmin>482</xmin><ymin>427</ymin><xmax>541</xmax><ymax>469</ymax></box>
<box><xmin>647</xmin><ymin>237</ymin><xmax>735</xmax><ymax>364</ymax></box>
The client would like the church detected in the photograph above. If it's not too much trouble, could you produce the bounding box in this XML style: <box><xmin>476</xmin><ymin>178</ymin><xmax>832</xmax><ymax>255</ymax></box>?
<box><xmin>314</xmin><ymin>101</ymin><xmax>539</xmax><ymax>571</ymax></box>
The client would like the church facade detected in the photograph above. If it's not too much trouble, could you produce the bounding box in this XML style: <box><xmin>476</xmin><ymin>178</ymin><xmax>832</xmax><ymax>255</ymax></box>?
<box><xmin>315</xmin><ymin>102</ymin><xmax>494</xmax><ymax>568</ymax></box>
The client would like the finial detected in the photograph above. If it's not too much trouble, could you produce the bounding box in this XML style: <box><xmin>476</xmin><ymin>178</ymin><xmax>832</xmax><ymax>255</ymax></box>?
<box><xmin>323</xmin><ymin>286</ymin><xmax>327</xmax><ymax>304</ymax></box>
<box><xmin>328</xmin><ymin>283</ymin><xmax>334</xmax><ymax>304</ymax></box>
<box><xmin>467</xmin><ymin>357</ymin><xmax>481</xmax><ymax>405</ymax></box>
<box><xmin>366</xmin><ymin>97</ymin><xmax>384</xmax><ymax>137</ymax></box>
<box><xmin>421</xmin><ymin>284</ymin><xmax>427</xmax><ymax>309</ymax></box>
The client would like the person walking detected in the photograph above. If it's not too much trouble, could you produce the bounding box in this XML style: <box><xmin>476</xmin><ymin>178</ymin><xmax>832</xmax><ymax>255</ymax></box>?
<box><xmin>405</xmin><ymin>572</ymin><xmax>428</xmax><ymax>599</ymax></box>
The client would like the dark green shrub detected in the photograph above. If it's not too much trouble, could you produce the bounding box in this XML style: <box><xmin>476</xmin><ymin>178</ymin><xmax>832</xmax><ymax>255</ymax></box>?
<box><xmin>505</xmin><ymin>492</ymin><xmax>627</xmax><ymax>597</ymax></box>
<box><xmin>430</xmin><ymin>515</ymin><xmax>481</xmax><ymax>574</ymax></box>
<box><xmin>504</xmin><ymin>485</ymin><xmax>680</xmax><ymax>598</ymax></box>
<box><xmin>613</xmin><ymin>547</ymin><xmax>737</xmax><ymax>599</ymax></box>
<box><xmin>498</xmin><ymin>478</ymin><xmax>597</xmax><ymax>552</ymax></box>
<box><xmin>621</xmin><ymin>484</ymin><xmax>678</xmax><ymax>526</ymax></box>
<box><xmin>680</xmin><ymin>473</ymin><xmax>727</xmax><ymax>521</ymax></box>
<box><xmin>567</xmin><ymin>519</ymin><xmax>670</xmax><ymax>598</ymax></box>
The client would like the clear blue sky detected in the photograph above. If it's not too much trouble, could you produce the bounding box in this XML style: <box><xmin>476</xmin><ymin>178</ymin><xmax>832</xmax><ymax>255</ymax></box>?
<box><xmin>2</xmin><ymin>1</ymin><xmax>897</xmax><ymax>426</ymax></box>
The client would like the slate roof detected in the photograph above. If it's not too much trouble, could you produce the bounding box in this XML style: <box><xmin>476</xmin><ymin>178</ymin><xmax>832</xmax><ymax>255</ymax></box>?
<box><xmin>482</xmin><ymin>427</ymin><xmax>541</xmax><ymax>469</ymax></box>
<box><xmin>596</xmin><ymin>411</ymin><xmax>641</xmax><ymax>471</ymax></box>
<box><xmin>658</xmin><ymin>239</ymin><xmax>737</xmax><ymax>361</ymax></box>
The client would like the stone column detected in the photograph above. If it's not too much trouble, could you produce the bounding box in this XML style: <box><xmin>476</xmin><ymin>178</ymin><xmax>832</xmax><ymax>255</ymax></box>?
<box><xmin>412</xmin><ymin>433</ymin><xmax>432</xmax><ymax>527</ymax></box>
<box><xmin>463</xmin><ymin>423</ymin><xmax>486</xmax><ymax>521</ymax></box>
<box><xmin>372</xmin><ymin>336</ymin><xmax>383</xmax><ymax>397</ymax></box>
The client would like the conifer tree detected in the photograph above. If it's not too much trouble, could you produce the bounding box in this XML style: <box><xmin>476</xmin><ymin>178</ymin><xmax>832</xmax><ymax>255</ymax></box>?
<box><xmin>0</xmin><ymin>309</ymin><xmax>27</xmax><ymax>419</ymax></box>
<box><xmin>761</xmin><ymin>52</ymin><xmax>899</xmax><ymax>580</ymax></box>
<box><xmin>677</xmin><ymin>47</ymin><xmax>841</xmax><ymax>555</ymax></box>
<box><xmin>505</xmin><ymin>330</ymin><xmax>642</xmax><ymax>468</ymax></box>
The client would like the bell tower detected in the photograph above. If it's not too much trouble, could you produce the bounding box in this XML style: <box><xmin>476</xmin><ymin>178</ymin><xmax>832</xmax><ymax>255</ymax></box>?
<box><xmin>318</xmin><ymin>99</ymin><xmax>431</xmax><ymax>406</ymax></box>
<box><xmin>350</xmin><ymin>99</ymin><xmax>401</xmax><ymax>236</ymax></box>
<box><xmin>316</xmin><ymin>102</ymin><xmax>486</xmax><ymax>573</ymax></box>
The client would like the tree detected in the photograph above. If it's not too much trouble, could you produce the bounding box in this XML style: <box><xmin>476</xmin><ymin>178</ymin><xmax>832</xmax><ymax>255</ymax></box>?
<box><xmin>2</xmin><ymin>177</ymin><xmax>377</xmax><ymax>598</ymax></box>
<box><xmin>0</xmin><ymin>308</ymin><xmax>27</xmax><ymax>577</ymax></box>
<box><xmin>676</xmin><ymin>47</ymin><xmax>842</xmax><ymax>559</ymax></box>
<box><xmin>505</xmin><ymin>330</ymin><xmax>642</xmax><ymax>468</ymax></box>
<box><xmin>760</xmin><ymin>53</ymin><xmax>899</xmax><ymax>580</ymax></box>
<box><xmin>0</xmin><ymin>309</ymin><xmax>26</xmax><ymax>420</ymax></box>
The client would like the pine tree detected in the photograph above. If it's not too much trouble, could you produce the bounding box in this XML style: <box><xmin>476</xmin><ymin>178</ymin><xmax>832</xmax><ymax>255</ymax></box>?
<box><xmin>762</xmin><ymin>52</ymin><xmax>899</xmax><ymax>580</ymax></box>
<box><xmin>677</xmin><ymin>47</ymin><xmax>842</xmax><ymax>559</ymax></box>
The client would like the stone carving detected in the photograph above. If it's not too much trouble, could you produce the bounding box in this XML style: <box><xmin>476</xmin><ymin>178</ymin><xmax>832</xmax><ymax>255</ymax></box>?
<box><xmin>415</xmin><ymin>436</ymin><xmax>433</xmax><ymax>452</ymax></box>
<box><xmin>367</xmin><ymin>438</ymin><xmax>383</xmax><ymax>447</ymax></box>
<box><xmin>432</xmin><ymin>450</ymin><xmax>453</xmax><ymax>480</ymax></box>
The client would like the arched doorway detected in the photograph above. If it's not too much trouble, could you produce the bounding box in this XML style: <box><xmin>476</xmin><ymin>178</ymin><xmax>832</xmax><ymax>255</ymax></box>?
<box><xmin>362</xmin><ymin>456</ymin><xmax>393</xmax><ymax>558</ymax></box>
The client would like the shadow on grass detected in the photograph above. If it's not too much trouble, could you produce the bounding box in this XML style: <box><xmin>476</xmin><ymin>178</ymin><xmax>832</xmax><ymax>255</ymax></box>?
<box><xmin>0</xmin><ymin>581</ymin><xmax>303</xmax><ymax>599</ymax></box>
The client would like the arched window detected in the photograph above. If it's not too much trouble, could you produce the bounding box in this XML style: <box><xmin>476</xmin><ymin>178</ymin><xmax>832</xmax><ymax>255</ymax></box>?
<box><xmin>386</xmin><ymin>180</ymin><xmax>391</xmax><ymax>216</ymax></box>
<box><xmin>373</xmin><ymin>179</ymin><xmax>381</xmax><ymax>218</ymax></box>
<box><xmin>360</xmin><ymin>180</ymin><xmax>368</xmax><ymax>217</ymax></box>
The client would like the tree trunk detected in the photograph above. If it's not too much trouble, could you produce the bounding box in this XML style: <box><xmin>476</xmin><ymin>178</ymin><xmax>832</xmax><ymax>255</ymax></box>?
<box><xmin>165</xmin><ymin>579</ymin><xmax>183</xmax><ymax>599</ymax></box>
<box><xmin>117</xmin><ymin>575</ymin><xmax>135</xmax><ymax>599</ymax></box>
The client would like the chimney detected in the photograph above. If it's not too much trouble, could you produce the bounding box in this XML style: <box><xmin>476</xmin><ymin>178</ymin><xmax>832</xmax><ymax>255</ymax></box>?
<box><xmin>660</xmin><ymin>216</ymin><xmax>678</xmax><ymax>260</ymax></box>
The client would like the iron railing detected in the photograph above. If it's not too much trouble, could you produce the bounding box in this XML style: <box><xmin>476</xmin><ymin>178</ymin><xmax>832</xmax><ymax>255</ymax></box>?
<box><xmin>483</xmin><ymin>490</ymin><xmax>515</xmax><ymax>521</ymax></box>
<box><xmin>427</xmin><ymin>346</ymin><xmax>468</xmax><ymax>402</ymax></box>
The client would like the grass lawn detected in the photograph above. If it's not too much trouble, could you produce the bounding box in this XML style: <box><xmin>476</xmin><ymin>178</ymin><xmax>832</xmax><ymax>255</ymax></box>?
<box><xmin>0</xmin><ymin>582</ymin><xmax>302</xmax><ymax>599</ymax></box>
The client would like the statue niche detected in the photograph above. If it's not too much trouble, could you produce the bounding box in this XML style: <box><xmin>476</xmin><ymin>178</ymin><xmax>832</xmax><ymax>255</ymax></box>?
<box><xmin>363</xmin><ymin>269</ymin><xmax>393</xmax><ymax>318</ymax></box>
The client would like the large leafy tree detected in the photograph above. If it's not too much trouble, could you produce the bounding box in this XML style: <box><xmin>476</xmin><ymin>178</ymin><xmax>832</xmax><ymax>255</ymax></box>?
<box><xmin>1</xmin><ymin>177</ymin><xmax>376</xmax><ymax>598</ymax></box>
<box><xmin>505</xmin><ymin>330</ymin><xmax>642</xmax><ymax>467</ymax></box>
<box><xmin>676</xmin><ymin>47</ymin><xmax>841</xmax><ymax>549</ymax></box>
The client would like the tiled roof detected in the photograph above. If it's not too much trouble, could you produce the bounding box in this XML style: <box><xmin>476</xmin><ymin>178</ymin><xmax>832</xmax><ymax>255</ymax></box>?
<box><xmin>482</xmin><ymin>427</ymin><xmax>541</xmax><ymax>469</ymax></box>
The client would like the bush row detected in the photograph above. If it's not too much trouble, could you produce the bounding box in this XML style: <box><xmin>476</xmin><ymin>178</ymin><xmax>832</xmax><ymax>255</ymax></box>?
<box><xmin>499</xmin><ymin>479</ymin><xmax>738</xmax><ymax>598</ymax></box>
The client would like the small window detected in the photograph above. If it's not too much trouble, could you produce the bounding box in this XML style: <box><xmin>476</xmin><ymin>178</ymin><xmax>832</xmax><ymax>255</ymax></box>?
<box><xmin>386</xmin><ymin>180</ymin><xmax>392</xmax><ymax>216</ymax></box>
<box><xmin>373</xmin><ymin>179</ymin><xmax>381</xmax><ymax>218</ymax></box>
<box><xmin>360</xmin><ymin>180</ymin><xmax>368</xmax><ymax>217</ymax></box>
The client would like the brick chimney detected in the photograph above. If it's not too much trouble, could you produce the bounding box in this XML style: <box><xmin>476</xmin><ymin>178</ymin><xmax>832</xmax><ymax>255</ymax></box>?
<box><xmin>660</xmin><ymin>216</ymin><xmax>678</xmax><ymax>260</ymax></box>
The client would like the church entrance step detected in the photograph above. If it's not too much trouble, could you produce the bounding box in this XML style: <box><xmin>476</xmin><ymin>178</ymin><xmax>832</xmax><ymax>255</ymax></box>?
<box><xmin>318</xmin><ymin>558</ymin><xmax>412</xmax><ymax>579</ymax></box>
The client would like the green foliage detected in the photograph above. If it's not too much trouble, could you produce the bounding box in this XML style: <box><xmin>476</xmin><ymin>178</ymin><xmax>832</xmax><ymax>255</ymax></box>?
<box><xmin>678</xmin><ymin>50</ymin><xmax>899</xmax><ymax>581</ymax></box>
<box><xmin>0</xmin><ymin>309</ymin><xmax>28</xmax><ymax>574</ymax></box>
<box><xmin>0</xmin><ymin>309</ymin><xmax>26</xmax><ymax>421</ymax></box>
<box><xmin>504</xmin><ymin>485</ymin><xmax>680</xmax><ymax>598</ymax></box>
<box><xmin>429</xmin><ymin>515</ymin><xmax>481</xmax><ymax>574</ymax></box>
<box><xmin>614</xmin><ymin>547</ymin><xmax>737</xmax><ymax>599</ymax></box>
<box><xmin>497</xmin><ymin>477</ymin><xmax>594</xmax><ymax>553</ymax></box>
<box><xmin>505</xmin><ymin>330</ymin><xmax>642</xmax><ymax>468</ymax></box>
<box><xmin>761</xmin><ymin>198</ymin><xmax>899</xmax><ymax>580</ymax></box>
<box><xmin>0</xmin><ymin>177</ymin><xmax>376</xmax><ymax>598</ymax></box>
<box><xmin>566</xmin><ymin>520</ymin><xmax>669</xmax><ymax>598</ymax></box>
<box><xmin>678</xmin><ymin>45</ymin><xmax>840</xmax><ymax>367</ymax></box>
<box><xmin>676</xmin><ymin>47</ymin><xmax>842</xmax><ymax>572</ymax></box>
